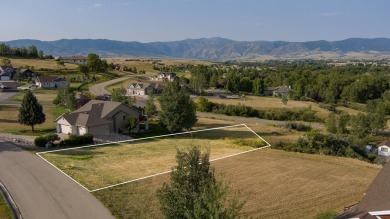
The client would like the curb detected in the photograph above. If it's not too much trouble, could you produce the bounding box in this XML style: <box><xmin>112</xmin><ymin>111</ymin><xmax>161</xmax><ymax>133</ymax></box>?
<box><xmin>0</xmin><ymin>180</ymin><xmax>23</xmax><ymax>219</ymax></box>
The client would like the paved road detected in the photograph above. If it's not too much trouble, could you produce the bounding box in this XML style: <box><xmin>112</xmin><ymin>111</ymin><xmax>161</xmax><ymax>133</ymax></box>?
<box><xmin>89</xmin><ymin>76</ymin><xmax>132</xmax><ymax>95</ymax></box>
<box><xmin>0</xmin><ymin>141</ymin><xmax>114</xmax><ymax>219</ymax></box>
<box><xmin>0</xmin><ymin>92</ymin><xmax>18</xmax><ymax>104</ymax></box>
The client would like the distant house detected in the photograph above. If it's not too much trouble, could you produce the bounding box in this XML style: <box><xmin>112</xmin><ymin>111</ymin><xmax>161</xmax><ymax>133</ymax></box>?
<box><xmin>55</xmin><ymin>100</ymin><xmax>145</xmax><ymax>135</ymax></box>
<box><xmin>19</xmin><ymin>69</ymin><xmax>35</xmax><ymax>78</ymax></box>
<box><xmin>0</xmin><ymin>66</ymin><xmax>16</xmax><ymax>80</ymax></box>
<box><xmin>336</xmin><ymin>161</ymin><xmax>390</xmax><ymax>219</ymax></box>
<box><xmin>127</xmin><ymin>83</ymin><xmax>163</xmax><ymax>96</ymax></box>
<box><xmin>264</xmin><ymin>86</ymin><xmax>291</xmax><ymax>97</ymax></box>
<box><xmin>152</xmin><ymin>73</ymin><xmax>178</xmax><ymax>82</ymax></box>
<box><xmin>35</xmin><ymin>76</ymin><xmax>69</xmax><ymax>88</ymax></box>
<box><xmin>59</xmin><ymin>56</ymin><xmax>88</xmax><ymax>64</ymax></box>
<box><xmin>378</xmin><ymin>140</ymin><xmax>390</xmax><ymax>157</ymax></box>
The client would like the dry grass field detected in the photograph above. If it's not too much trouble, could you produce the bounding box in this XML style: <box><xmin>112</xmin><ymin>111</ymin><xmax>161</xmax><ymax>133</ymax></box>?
<box><xmin>104</xmin><ymin>58</ymin><xmax>213</xmax><ymax>73</ymax></box>
<box><xmin>9</xmin><ymin>89</ymin><xmax>57</xmax><ymax>103</ymax></box>
<box><xmin>41</xmin><ymin>125</ymin><xmax>266</xmax><ymax>190</ymax></box>
<box><xmin>1</xmin><ymin>57</ymin><xmax>78</xmax><ymax>69</ymax></box>
<box><xmin>205</xmin><ymin>96</ymin><xmax>331</xmax><ymax>120</ymax></box>
<box><xmin>93</xmin><ymin>148</ymin><xmax>380</xmax><ymax>219</ymax></box>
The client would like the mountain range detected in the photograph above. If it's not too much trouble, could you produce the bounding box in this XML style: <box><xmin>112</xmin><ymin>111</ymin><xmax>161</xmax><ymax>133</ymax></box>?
<box><xmin>2</xmin><ymin>38</ymin><xmax>390</xmax><ymax>60</ymax></box>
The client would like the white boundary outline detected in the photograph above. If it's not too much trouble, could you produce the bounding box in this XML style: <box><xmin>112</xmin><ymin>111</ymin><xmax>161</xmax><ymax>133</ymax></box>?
<box><xmin>36</xmin><ymin>124</ymin><xmax>271</xmax><ymax>192</ymax></box>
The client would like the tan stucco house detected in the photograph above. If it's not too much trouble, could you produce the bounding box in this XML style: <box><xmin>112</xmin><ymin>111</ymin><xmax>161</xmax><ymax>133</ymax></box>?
<box><xmin>55</xmin><ymin>100</ymin><xmax>144</xmax><ymax>136</ymax></box>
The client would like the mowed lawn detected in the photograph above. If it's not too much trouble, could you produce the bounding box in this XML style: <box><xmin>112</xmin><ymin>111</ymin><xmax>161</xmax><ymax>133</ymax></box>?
<box><xmin>94</xmin><ymin>148</ymin><xmax>380</xmax><ymax>219</ymax></box>
<box><xmin>41</xmin><ymin>125</ymin><xmax>266</xmax><ymax>190</ymax></box>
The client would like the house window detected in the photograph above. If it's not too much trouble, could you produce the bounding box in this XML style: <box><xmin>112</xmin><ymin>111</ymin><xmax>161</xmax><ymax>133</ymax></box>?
<box><xmin>123</xmin><ymin>116</ymin><xmax>126</xmax><ymax>120</ymax></box>
<box><xmin>381</xmin><ymin>147</ymin><xmax>388</xmax><ymax>152</ymax></box>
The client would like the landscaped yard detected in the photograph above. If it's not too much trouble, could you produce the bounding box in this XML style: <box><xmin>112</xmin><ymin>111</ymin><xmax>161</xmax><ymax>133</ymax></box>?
<box><xmin>40</xmin><ymin>125</ymin><xmax>266</xmax><ymax>190</ymax></box>
<box><xmin>93</xmin><ymin>148</ymin><xmax>380</xmax><ymax>219</ymax></box>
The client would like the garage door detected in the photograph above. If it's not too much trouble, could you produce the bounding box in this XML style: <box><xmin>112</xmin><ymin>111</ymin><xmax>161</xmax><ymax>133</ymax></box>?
<box><xmin>60</xmin><ymin>125</ymin><xmax>72</xmax><ymax>134</ymax></box>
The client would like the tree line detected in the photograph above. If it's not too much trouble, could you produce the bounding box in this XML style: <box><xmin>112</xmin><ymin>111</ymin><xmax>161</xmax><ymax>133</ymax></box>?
<box><xmin>0</xmin><ymin>43</ymin><xmax>53</xmax><ymax>59</ymax></box>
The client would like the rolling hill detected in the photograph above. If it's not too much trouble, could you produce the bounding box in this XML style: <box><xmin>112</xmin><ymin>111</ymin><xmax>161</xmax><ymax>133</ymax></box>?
<box><xmin>2</xmin><ymin>37</ymin><xmax>390</xmax><ymax>60</ymax></box>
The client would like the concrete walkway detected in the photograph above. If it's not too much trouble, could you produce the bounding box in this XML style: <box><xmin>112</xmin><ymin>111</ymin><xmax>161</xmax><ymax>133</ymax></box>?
<box><xmin>0</xmin><ymin>140</ymin><xmax>114</xmax><ymax>219</ymax></box>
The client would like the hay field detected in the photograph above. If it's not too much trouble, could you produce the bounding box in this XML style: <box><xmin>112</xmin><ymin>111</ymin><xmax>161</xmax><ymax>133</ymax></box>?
<box><xmin>1</xmin><ymin>57</ymin><xmax>78</xmax><ymax>69</ymax></box>
<box><xmin>94</xmin><ymin>148</ymin><xmax>380</xmax><ymax>219</ymax></box>
<box><xmin>41</xmin><ymin>125</ymin><xmax>266</xmax><ymax>190</ymax></box>
<box><xmin>205</xmin><ymin>96</ymin><xmax>331</xmax><ymax>120</ymax></box>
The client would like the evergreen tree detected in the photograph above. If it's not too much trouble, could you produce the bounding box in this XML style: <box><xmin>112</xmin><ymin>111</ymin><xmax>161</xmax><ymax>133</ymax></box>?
<box><xmin>157</xmin><ymin>145</ymin><xmax>244</xmax><ymax>219</ymax></box>
<box><xmin>159</xmin><ymin>81</ymin><xmax>197</xmax><ymax>133</ymax></box>
<box><xmin>18</xmin><ymin>90</ymin><xmax>46</xmax><ymax>132</ymax></box>
<box><xmin>145</xmin><ymin>91</ymin><xmax>157</xmax><ymax>116</ymax></box>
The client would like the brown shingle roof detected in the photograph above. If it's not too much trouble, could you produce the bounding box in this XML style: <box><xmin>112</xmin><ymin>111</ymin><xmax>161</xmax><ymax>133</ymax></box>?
<box><xmin>379</xmin><ymin>140</ymin><xmax>390</xmax><ymax>147</ymax></box>
<box><xmin>58</xmin><ymin>100</ymin><xmax>142</xmax><ymax>127</ymax></box>
<box><xmin>36</xmin><ymin>76</ymin><xmax>58</xmax><ymax>83</ymax></box>
<box><xmin>337</xmin><ymin>162</ymin><xmax>390</xmax><ymax>219</ymax></box>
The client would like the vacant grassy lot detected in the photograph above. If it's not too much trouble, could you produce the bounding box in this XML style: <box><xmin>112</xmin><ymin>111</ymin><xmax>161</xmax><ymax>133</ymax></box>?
<box><xmin>0</xmin><ymin>193</ymin><xmax>12</xmax><ymax>219</ymax></box>
<box><xmin>41</xmin><ymin>125</ymin><xmax>265</xmax><ymax>190</ymax></box>
<box><xmin>0</xmin><ymin>104</ymin><xmax>66</xmax><ymax>135</ymax></box>
<box><xmin>94</xmin><ymin>148</ymin><xmax>380</xmax><ymax>219</ymax></box>
<box><xmin>9</xmin><ymin>89</ymin><xmax>57</xmax><ymax>103</ymax></box>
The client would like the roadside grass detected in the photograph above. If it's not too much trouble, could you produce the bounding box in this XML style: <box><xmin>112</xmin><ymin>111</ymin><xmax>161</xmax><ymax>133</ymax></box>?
<box><xmin>0</xmin><ymin>193</ymin><xmax>13</xmax><ymax>219</ymax></box>
<box><xmin>105</xmin><ymin>77</ymin><xmax>149</xmax><ymax>92</ymax></box>
<box><xmin>93</xmin><ymin>148</ymin><xmax>380</xmax><ymax>219</ymax></box>
<box><xmin>40</xmin><ymin>125</ymin><xmax>265</xmax><ymax>190</ymax></box>
<box><xmin>0</xmin><ymin>56</ymin><xmax>77</xmax><ymax>69</ymax></box>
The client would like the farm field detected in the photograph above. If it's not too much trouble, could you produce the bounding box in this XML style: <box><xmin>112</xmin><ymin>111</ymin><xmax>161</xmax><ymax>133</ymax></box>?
<box><xmin>104</xmin><ymin>58</ymin><xmax>213</xmax><ymax>73</ymax></box>
<box><xmin>40</xmin><ymin>125</ymin><xmax>267</xmax><ymax>190</ymax></box>
<box><xmin>93</xmin><ymin>148</ymin><xmax>380</xmax><ymax>219</ymax></box>
<box><xmin>0</xmin><ymin>57</ymin><xmax>78</xmax><ymax>69</ymax></box>
<box><xmin>204</xmin><ymin>96</ymin><xmax>366</xmax><ymax>121</ymax></box>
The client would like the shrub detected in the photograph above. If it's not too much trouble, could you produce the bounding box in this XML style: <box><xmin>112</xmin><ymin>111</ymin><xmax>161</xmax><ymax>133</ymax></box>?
<box><xmin>34</xmin><ymin>136</ymin><xmax>47</xmax><ymax>147</ymax></box>
<box><xmin>60</xmin><ymin>133</ymin><xmax>94</xmax><ymax>146</ymax></box>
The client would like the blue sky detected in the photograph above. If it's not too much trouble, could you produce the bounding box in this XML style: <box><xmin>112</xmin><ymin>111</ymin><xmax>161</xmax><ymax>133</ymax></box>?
<box><xmin>1</xmin><ymin>0</ymin><xmax>389</xmax><ymax>42</ymax></box>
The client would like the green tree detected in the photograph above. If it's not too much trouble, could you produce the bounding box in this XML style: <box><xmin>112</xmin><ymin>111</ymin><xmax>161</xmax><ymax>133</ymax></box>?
<box><xmin>197</xmin><ymin>96</ymin><xmax>212</xmax><ymax>112</ymax></box>
<box><xmin>325</xmin><ymin>113</ymin><xmax>337</xmax><ymax>134</ymax></box>
<box><xmin>18</xmin><ymin>90</ymin><xmax>46</xmax><ymax>132</ymax></box>
<box><xmin>159</xmin><ymin>81</ymin><xmax>197</xmax><ymax>133</ymax></box>
<box><xmin>350</xmin><ymin>113</ymin><xmax>371</xmax><ymax>138</ymax></box>
<box><xmin>126</xmin><ymin>117</ymin><xmax>139</xmax><ymax>133</ymax></box>
<box><xmin>157</xmin><ymin>145</ymin><xmax>244</xmax><ymax>219</ymax></box>
<box><xmin>337</xmin><ymin>113</ymin><xmax>350</xmax><ymax>134</ymax></box>
<box><xmin>145</xmin><ymin>91</ymin><xmax>157</xmax><ymax>116</ymax></box>
<box><xmin>281</xmin><ymin>96</ymin><xmax>288</xmax><ymax>105</ymax></box>
<box><xmin>252</xmin><ymin>78</ymin><xmax>264</xmax><ymax>96</ymax></box>
<box><xmin>368</xmin><ymin>113</ymin><xmax>386</xmax><ymax>135</ymax></box>
<box><xmin>65</xmin><ymin>91</ymin><xmax>77</xmax><ymax>110</ymax></box>
<box><xmin>111</xmin><ymin>87</ymin><xmax>128</xmax><ymax>104</ymax></box>
<box><xmin>38</xmin><ymin>50</ymin><xmax>44</xmax><ymax>59</ymax></box>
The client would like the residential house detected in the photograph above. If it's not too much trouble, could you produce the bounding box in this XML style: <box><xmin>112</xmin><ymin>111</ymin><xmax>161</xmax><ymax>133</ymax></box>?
<box><xmin>264</xmin><ymin>86</ymin><xmax>291</xmax><ymax>97</ymax></box>
<box><xmin>0</xmin><ymin>81</ymin><xmax>22</xmax><ymax>92</ymax></box>
<box><xmin>35</xmin><ymin>76</ymin><xmax>69</xmax><ymax>88</ymax></box>
<box><xmin>336</xmin><ymin>161</ymin><xmax>390</xmax><ymax>219</ymax></box>
<box><xmin>152</xmin><ymin>73</ymin><xmax>178</xmax><ymax>82</ymax></box>
<box><xmin>0</xmin><ymin>66</ymin><xmax>16</xmax><ymax>80</ymax></box>
<box><xmin>127</xmin><ymin>83</ymin><xmax>163</xmax><ymax>96</ymax></box>
<box><xmin>19</xmin><ymin>69</ymin><xmax>35</xmax><ymax>78</ymax></box>
<box><xmin>378</xmin><ymin>140</ymin><xmax>390</xmax><ymax>157</ymax></box>
<box><xmin>55</xmin><ymin>100</ymin><xmax>145</xmax><ymax>136</ymax></box>
<box><xmin>59</xmin><ymin>56</ymin><xmax>88</xmax><ymax>64</ymax></box>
